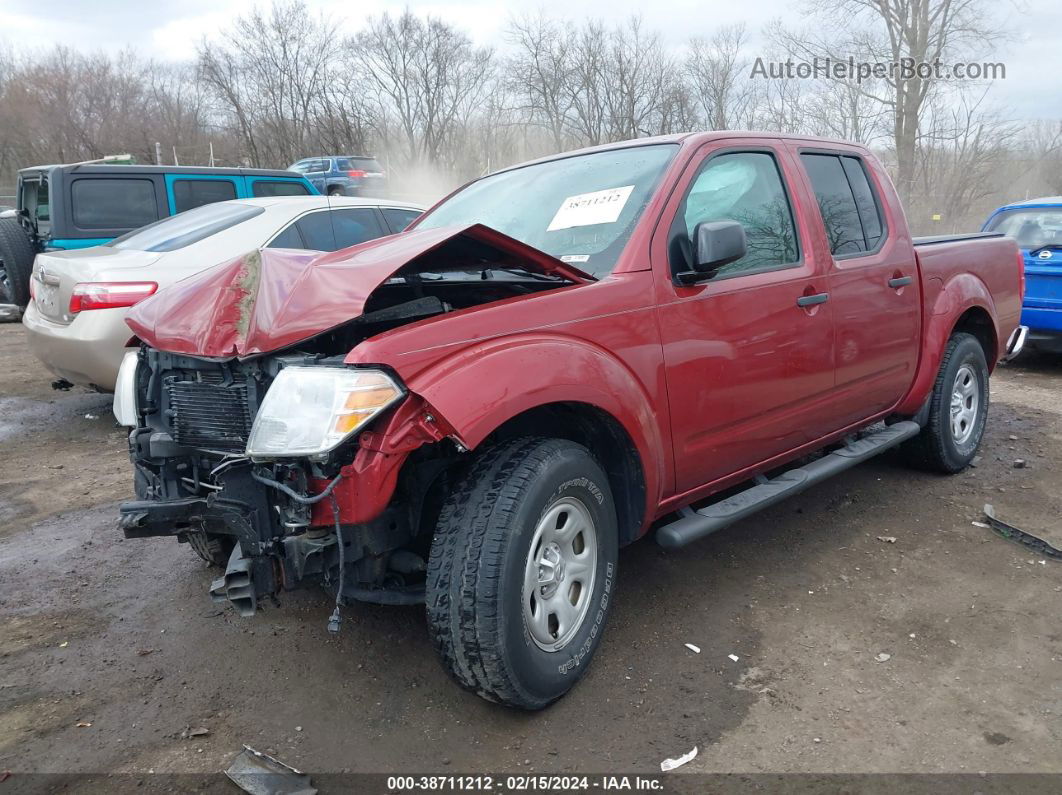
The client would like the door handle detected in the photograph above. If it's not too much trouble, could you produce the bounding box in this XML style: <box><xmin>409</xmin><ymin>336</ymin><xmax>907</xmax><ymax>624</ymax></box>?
<box><xmin>888</xmin><ymin>276</ymin><xmax>913</xmax><ymax>288</ymax></box>
<box><xmin>796</xmin><ymin>292</ymin><xmax>829</xmax><ymax>307</ymax></box>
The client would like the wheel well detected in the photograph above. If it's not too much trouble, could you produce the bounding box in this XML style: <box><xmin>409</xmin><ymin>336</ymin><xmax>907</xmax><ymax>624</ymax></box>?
<box><xmin>952</xmin><ymin>307</ymin><xmax>996</xmax><ymax>365</ymax></box>
<box><xmin>484</xmin><ymin>402</ymin><xmax>647</xmax><ymax>546</ymax></box>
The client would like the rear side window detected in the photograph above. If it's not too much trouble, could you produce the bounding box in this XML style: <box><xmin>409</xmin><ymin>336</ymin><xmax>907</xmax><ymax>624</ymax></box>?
<box><xmin>252</xmin><ymin>180</ymin><xmax>310</xmax><ymax>198</ymax></box>
<box><xmin>296</xmin><ymin>211</ymin><xmax>338</xmax><ymax>250</ymax></box>
<box><xmin>841</xmin><ymin>157</ymin><xmax>884</xmax><ymax>250</ymax></box>
<box><xmin>800</xmin><ymin>154</ymin><xmax>882</xmax><ymax>255</ymax></box>
<box><xmin>71</xmin><ymin>178</ymin><xmax>158</xmax><ymax>230</ymax></box>
<box><xmin>173</xmin><ymin>179</ymin><xmax>237</xmax><ymax>213</ymax></box>
<box><xmin>382</xmin><ymin>207</ymin><xmax>421</xmax><ymax>233</ymax></box>
<box><xmin>109</xmin><ymin>202</ymin><xmax>265</xmax><ymax>253</ymax></box>
<box><xmin>331</xmin><ymin>208</ymin><xmax>385</xmax><ymax>249</ymax></box>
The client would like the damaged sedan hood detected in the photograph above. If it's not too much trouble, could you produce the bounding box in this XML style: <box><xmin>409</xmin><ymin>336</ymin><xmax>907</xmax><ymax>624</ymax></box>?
<box><xmin>125</xmin><ymin>224</ymin><xmax>593</xmax><ymax>358</ymax></box>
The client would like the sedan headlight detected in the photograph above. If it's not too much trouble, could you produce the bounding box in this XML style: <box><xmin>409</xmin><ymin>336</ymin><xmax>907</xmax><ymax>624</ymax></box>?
<box><xmin>246</xmin><ymin>367</ymin><xmax>404</xmax><ymax>459</ymax></box>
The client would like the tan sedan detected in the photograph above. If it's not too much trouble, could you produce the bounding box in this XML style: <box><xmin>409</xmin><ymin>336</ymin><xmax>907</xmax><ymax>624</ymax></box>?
<box><xmin>22</xmin><ymin>196</ymin><xmax>422</xmax><ymax>391</ymax></box>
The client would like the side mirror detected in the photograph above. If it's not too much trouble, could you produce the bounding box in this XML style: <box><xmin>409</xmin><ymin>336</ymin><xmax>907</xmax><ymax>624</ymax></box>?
<box><xmin>676</xmin><ymin>220</ymin><xmax>747</xmax><ymax>284</ymax></box>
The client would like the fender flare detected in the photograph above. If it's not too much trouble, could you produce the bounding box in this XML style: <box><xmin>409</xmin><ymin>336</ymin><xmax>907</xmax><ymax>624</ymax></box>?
<box><xmin>898</xmin><ymin>272</ymin><xmax>999</xmax><ymax>415</ymax></box>
<box><xmin>406</xmin><ymin>333</ymin><xmax>667</xmax><ymax>520</ymax></box>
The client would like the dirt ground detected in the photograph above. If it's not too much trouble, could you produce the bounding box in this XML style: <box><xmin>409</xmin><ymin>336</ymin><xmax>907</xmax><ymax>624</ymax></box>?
<box><xmin>1</xmin><ymin>321</ymin><xmax>1060</xmax><ymax>789</ymax></box>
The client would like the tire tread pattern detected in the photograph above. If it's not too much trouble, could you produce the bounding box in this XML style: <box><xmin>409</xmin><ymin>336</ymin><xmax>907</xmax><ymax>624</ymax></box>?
<box><xmin>426</xmin><ymin>436</ymin><xmax>582</xmax><ymax>709</ymax></box>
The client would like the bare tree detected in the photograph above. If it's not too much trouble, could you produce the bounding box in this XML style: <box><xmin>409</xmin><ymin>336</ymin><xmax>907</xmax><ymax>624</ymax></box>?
<box><xmin>506</xmin><ymin>15</ymin><xmax>575</xmax><ymax>152</ymax></box>
<box><xmin>357</xmin><ymin>11</ymin><xmax>493</xmax><ymax>169</ymax></box>
<box><xmin>686</xmin><ymin>24</ymin><xmax>759</xmax><ymax>130</ymax></box>
<box><xmin>198</xmin><ymin>0</ymin><xmax>341</xmax><ymax>167</ymax></box>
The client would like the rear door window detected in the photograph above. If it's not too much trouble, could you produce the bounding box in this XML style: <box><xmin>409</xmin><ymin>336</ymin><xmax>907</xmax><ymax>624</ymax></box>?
<box><xmin>840</xmin><ymin>156</ymin><xmax>884</xmax><ymax>250</ymax></box>
<box><xmin>381</xmin><ymin>207</ymin><xmax>421</xmax><ymax>233</ymax></box>
<box><xmin>799</xmin><ymin>154</ymin><xmax>867</xmax><ymax>256</ymax></box>
<box><xmin>295</xmin><ymin>211</ymin><xmax>338</xmax><ymax>251</ymax></box>
<box><xmin>331</xmin><ymin>208</ymin><xmax>385</xmax><ymax>249</ymax></box>
<box><xmin>252</xmin><ymin>180</ymin><xmax>310</xmax><ymax>198</ymax></box>
<box><xmin>267</xmin><ymin>223</ymin><xmax>304</xmax><ymax>249</ymax></box>
<box><xmin>71</xmin><ymin>178</ymin><xmax>159</xmax><ymax>230</ymax></box>
<box><xmin>172</xmin><ymin>179</ymin><xmax>237</xmax><ymax>213</ymax></box>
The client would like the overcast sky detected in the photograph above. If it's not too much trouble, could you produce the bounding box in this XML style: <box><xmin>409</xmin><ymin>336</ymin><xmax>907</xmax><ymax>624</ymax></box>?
<box><xmin>2</xmin><ymin>0</ymin><xmax>1059</xmax><ymax>120</ymax></box>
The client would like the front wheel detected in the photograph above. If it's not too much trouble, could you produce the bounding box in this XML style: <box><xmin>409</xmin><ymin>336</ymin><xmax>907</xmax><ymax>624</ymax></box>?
<box><xmin>902</xmin><ymin>332</ymin><xmax>989</xmax><ymax>472</ymax></box>
<box><xmin>426</xmin><ymin>437</ymin><xmax>618</xmax><ymax>709</ymax></box>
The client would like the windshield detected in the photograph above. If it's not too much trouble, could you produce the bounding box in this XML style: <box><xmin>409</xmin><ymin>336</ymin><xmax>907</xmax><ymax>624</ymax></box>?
<box><xmin>107</xmin><ymin>202</ymin><xmax>265</xmax><ymax>253</ymax></box>
<box><xmin>985</xmin><ymin>207</ymin><xmax>1062</xmax><ymax>251</ymax></box>
<box><xmin>417</xmin><ymin>144</ymin><xmax>678</xmax><ymax>278</ymax></box>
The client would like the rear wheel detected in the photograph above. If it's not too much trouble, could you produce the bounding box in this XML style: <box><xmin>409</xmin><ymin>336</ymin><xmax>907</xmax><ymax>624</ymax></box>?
<box><xmin>426</xmin><ymin>437</ymin><xmax>618</xmax><ymax>709</ymax></box>
<box><xmin>327</xmin><ymin>186</ymin><xmax>345</xmax><ymax>197</ymax></box>
<box><xmin>903</xmin><ymin>332</ymin><xmax>989</xmax><ymax>472</ymax></box>
<box><xmin>0</xmin><ymin>218</ymin><xmax>35</xmax><ymax>307</ymax></box>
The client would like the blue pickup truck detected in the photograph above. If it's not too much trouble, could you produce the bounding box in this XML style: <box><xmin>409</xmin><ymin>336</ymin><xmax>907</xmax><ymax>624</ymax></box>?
<box><xmin>0</xmin><ymin>163</ymin><xmax>317</xmax><ymax>310</ymax></box>
<box><xmin>983</xmin><ymin>197</ymin><xmax>1062</xmax><ymax>352</ymax></box>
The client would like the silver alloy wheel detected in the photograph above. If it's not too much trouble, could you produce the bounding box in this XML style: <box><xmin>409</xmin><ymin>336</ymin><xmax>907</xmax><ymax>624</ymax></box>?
<box><xmin>950</xmin><ymin>364</ymin><xmax>979</xmax><ymax>444</ymax></box>
<box><xmin>523</xmin><ymin>497</ymin><xmax>598</xmax><ymax>652</ymax></box>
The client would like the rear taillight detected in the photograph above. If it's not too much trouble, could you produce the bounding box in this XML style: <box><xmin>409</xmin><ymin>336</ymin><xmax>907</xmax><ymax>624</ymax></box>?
<box><xmin>69</xmin><ymin>282</ymin><xmax>157</xmax><ymax>313</ymax></box>
<box><xmin>1017</xmin><ymin>249</ymin><xmax>1025</xmax><ymax>300</ymax></box>
<box><xmin>347</xmin><ymin>169</ymin><xmax>366</xmax><ymax>178</ymax></box>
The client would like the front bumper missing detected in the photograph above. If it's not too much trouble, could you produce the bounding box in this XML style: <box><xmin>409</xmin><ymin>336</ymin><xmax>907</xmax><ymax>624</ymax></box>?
<box><xmin>1003</xmin><ymin>325</ymin><xmax>1028</xmax><ymax>361</ymax></box>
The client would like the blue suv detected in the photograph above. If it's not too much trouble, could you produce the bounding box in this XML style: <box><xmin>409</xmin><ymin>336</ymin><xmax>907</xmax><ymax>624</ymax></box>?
<box><xmin>983</xmin><ymin>197</ymin><xmax>1062</xmax><ymax>352</ymax></box>
<box><xmin>288</xmin><ymin>156</ymin><xmax>388</xmax><ymax>197</ymax></box>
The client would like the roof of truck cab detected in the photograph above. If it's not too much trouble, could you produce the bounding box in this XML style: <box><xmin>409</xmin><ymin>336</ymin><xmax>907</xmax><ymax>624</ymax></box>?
<box><xmin>488</xmin><ymin>131</ymin><xmax>873</xmax><ymax>176</ymax></box>
<box><xmin>18</xmin><ymin>164</ymin><xmax>306</xmax><ymax>178</ymax></box>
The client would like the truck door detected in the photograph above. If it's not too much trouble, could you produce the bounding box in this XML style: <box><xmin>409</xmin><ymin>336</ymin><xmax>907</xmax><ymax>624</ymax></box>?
<box><xmin>795</xmin><ymin>149</ymin><xmax>920</xmax><ymax>427</ymax></box>
<box><xmin>652</xmin><ymin>141</ymin><xmax>838</xmax><ymax>494</ymax></box>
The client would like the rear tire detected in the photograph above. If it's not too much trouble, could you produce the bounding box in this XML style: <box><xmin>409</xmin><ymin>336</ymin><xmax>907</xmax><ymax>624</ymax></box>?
<box><xmin>902</xmin><ymin>332</ymin><xmax>989</xmax><ymax>473</ymax></box>
<box><xmin>0</xmin><ymin>218</ymin><xmax>35</xmax><ymax>307</ymax></box>
<box><xmin>327</xmin><ymin>186</ymin><xmax>345</xmax><ymax>197</ymax></box>
<box><xmin>187</xmin><ymin>532</ymin><xmax>234</xmax><ymax>568</ymax></box>
<box><xmin>426</xmin><ymin>437</ymin><xmax>618</xmax><ymax>709</ymax></box>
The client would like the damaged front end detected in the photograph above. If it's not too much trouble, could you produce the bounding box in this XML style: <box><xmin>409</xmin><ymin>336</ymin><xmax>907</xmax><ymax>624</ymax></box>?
<box><xmin>119</xmin><ymin>348</ymin><xmax>453</xmax><ymax>616</ymax></box>
<box><xmin>117</xmin><ymin>225</ymin><xmax>587</xmax><ymax>619</ymax></box>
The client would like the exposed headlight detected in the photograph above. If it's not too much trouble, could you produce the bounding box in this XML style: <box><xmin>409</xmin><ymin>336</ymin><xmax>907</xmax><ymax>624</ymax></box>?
<box><xmin>246</xmin><ymin>367</ymin><xmax>404</xmax><ymax>459</ymax></box>
<box><xmin>113</xmin><ymin>350</ymin><xmax>140</xmax><ymax>427</ymax></box>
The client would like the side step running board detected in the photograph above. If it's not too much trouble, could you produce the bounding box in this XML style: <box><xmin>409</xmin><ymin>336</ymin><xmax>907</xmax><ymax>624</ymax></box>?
<box><xmin>656</xmin><ymin>421</ymin><xmax>921</xmax><ymax>549</ymax></box>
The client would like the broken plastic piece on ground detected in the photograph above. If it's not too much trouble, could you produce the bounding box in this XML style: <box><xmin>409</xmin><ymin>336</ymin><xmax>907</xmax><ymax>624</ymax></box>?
<box><xmin>684</xmin><ymin>643</ymin><xmax>701</xmax><ymax>653</ymax></box>
<box><xmin>982</xmin><ymin>505</ymin><xmax>1061</xmax><ymax>561</ymax></box>
<box><xmin>225</xmin><ymin>745</ymin><xmax>316</xmax><ymax>795</ymax></box>
<box><xmin>877</xmin><ymin>536</ymin><xmax>897</xmax><ymax>543</ymax></box>
<box><xmin>728</xmin><ymin>654</ymin><xmax>740</xmax><ymax>662</ymax></box>
<box><xmin>875</xmin><ymin>652</ymin><xmax>891</xmax><ymax>662</ymax></box>
<box><xmin>660</xmin><ymin>746</ymin><xmax>698</xmax><ymax>772</ymax></box>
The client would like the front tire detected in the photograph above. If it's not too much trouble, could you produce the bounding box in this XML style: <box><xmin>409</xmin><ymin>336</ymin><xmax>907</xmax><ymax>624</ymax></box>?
<box><xmin>903</xmin><ymin>332</ymin><xmax>989</xmax><ymax>472</ymax></box>
<box><xmin>426</xmin><ymin>437</ymin><xmax>618</xmax><ymax>709</ymax></box>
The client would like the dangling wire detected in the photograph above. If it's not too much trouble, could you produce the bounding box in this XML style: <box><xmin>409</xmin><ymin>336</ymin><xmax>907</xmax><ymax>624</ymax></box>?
<box><xmin>327</xmin><ymin>492</ymin><xmax>345</xmax><ymax>636</ymax></box>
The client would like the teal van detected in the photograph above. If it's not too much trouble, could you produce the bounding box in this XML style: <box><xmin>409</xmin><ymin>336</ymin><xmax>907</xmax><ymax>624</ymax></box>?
<box><xmin>0</xmin><ymin>164</ymin><xmax>318</xmax><ymax>308</ymax></box>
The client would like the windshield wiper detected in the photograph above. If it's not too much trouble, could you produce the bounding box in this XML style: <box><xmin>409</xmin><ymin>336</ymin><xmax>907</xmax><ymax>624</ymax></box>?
<box><xmin>480</xmin><ymin>266</ymin><xmax>566</xmax><ymax>282</ymax></box>
<box><xmin>1028</xmin><ymin>244</ymin><xmax>1062</xmax><ymax>256</ymax></box>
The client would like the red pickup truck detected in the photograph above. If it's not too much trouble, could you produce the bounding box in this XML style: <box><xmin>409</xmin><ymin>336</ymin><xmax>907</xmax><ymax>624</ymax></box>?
<box><xmin>115</xmin><ymin>132</ymin><xmax>1025</xmax><ymax>709</ymax></box>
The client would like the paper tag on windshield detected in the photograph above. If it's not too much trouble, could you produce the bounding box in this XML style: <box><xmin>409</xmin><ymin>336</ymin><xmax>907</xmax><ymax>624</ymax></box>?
<box><xmin>560</xmin><ymin>254</ymin><xmax>590</xmax><ymax>263</ymax></box>
<box><xmin>547</xmin><ymin>186</ymin><xmax>634</xmax><ymax>231</ymax></box>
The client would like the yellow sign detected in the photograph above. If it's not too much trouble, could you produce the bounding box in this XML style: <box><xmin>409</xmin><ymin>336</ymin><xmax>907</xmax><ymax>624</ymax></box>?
<box><xmin>931</xmin><ymin>214</ymin><xmax>942</xmax><ymax>221</ymax></box>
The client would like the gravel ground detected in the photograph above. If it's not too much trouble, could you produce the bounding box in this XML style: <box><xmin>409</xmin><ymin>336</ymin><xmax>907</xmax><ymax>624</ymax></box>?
<box><xmin>1</xmin><ymin>322</ymin><xmax>1059</xmax><ymax>789</ymax></box>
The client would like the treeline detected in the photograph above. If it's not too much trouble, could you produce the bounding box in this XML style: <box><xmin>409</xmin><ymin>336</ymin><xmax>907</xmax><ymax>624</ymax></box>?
<box><xmin>0</xmin><ymin>1</ymin><xmax>1060</xmax><ymax>233</ymax></box>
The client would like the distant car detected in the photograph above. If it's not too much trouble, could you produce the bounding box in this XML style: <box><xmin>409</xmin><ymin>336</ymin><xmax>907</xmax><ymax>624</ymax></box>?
<box><xmin>0</xmin><ymin>163</ymin><xmax>319</xmax><ymax>309</ymax></box>
<box><xmin>22</xmin><ymin>196</ymin><xmax>422</xmax><ymax>391</ymax></box>
<box><xmin>288</xmin><ymin>156</ymin><xmax>388</xmax><ymax>197</ymax></box>
<box><xmin>983</xmin><ymin>197</ymin><xmax>1062</xmax><ymax>352</ymax></box>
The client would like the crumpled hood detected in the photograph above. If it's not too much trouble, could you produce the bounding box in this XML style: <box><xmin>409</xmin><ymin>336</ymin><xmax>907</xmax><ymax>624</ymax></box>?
<box><xmin>125</xmin><ymin>224</ymin><xmax>593</xmax><ymax>358</ymax></box>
